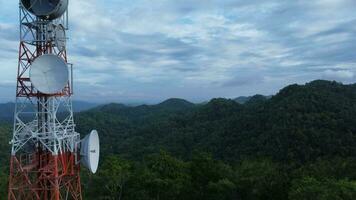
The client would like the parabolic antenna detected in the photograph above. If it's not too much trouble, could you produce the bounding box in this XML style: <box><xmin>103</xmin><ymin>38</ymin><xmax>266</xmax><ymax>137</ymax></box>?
<box><xmin>30</xmin><ymin>54</ymin><xmax>69</xmax><ymax>94</ymax></box>
<box><xmin>54</xmin><ymin>24</ymin><xmax>66</xmax><ymax>51</ymax></box>
<box><xmin>21</xmin><ymin>0</ymin><xmax>68</xmax><ymax>20</ymax></box>
<box><xmin>80</xmin><ymin>130</ymin><xmax>100</xmax><ymax>174</ymax></box>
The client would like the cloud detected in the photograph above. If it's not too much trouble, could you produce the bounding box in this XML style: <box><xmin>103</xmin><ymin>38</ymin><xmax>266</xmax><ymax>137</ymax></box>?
<box><xmin>0</xmin><ymin>0</ymin><xmax>355</xmax><ymax>103</ymax></box>
<box><xmin>322</xmin><ymin>69</ymin><xmax>354</xmax><ymax>81</ymax></box>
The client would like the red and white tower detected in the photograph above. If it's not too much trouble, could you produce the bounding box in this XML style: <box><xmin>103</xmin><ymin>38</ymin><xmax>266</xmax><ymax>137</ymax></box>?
<box><xmin>7</xmin><ymin>1</ymin><xmax>99</xmax><ymax>200</ymax></box>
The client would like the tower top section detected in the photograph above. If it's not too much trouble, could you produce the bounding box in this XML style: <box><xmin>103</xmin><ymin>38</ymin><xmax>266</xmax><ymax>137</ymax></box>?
<box><xmin>21</xmin><ymin>0</ymin><xmax>68</xmax><ymax>20</ymax></box>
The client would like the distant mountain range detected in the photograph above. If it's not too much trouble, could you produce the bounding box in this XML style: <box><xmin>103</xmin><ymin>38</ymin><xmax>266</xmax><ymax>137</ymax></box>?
<box><xmin>73</xmin><ymin>80</ymin><xmax>356</xmax><ymax>162</ymax></box>
<box><xmin>1</xmin><ymin>80</ymin><xmax>356</xmax><ymax>199</ymax></box>
<box><xmin>0</xmin><ymin>95</ymin><xmax>275</xmax><ymax>122</ymax></box>
<box><xmin>234</xmin><ymin>95</ymin><xmax>272</xmax><ymax>104</ymax></box>
<box><xmin>0</xmin><ymin>101</ymin><xmax>98</xmax><ymax>122</ymax></box>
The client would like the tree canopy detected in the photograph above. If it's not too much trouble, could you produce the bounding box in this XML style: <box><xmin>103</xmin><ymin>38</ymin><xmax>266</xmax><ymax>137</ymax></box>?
<box><xmin>0</xmin><ymin>80</ymin><xmax>356</xmax><ymax>199</ymax></box>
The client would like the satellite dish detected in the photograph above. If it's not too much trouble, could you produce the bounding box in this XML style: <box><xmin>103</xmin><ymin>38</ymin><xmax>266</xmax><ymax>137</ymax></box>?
<box><xmin>54</xmin><ymin>24</ymin><xmax>66</xmax><ymax>51</ymax></box>
<box><xmin>30</xmin><ymin>54</ymin><xmax>69</xmax><ymax>94</ymax></box>
<box><xmin>21</xmin><ymin>0</ymin><xmax>68</xmax><ymax>20</ymax></box>
<box><xmin>80</xmin><ymin>130</ymin><xmax>100</xmax><ymax>174</ymax></box>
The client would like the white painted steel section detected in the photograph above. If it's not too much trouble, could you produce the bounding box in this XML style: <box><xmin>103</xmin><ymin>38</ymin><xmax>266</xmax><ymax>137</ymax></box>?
<box><xmin>11</xmin><ymin>3</ymin><xmax>79</xmax><ymax>156</ymax></box>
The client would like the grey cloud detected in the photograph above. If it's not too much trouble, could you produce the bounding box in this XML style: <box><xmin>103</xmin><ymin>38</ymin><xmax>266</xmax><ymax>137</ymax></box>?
<box><xmin>0</xmin><ymin>0</ymin><xmax>356</xmax><ymax>102</ymax></box>
<box><xmin>222</xmin><ymin>75</ymin><xmax>263</xmax><ymax>87</ymax></box>
<box><xmin>71</xmin><ymin>31</ymin><xmax>202</xmax><ymax>75</ymax></box>
<box><xmin>321</xmin><ymin>69</ymin><xmax>355</xmax><ymax>82</ymax></box>
<box><xmin>0</xmin><ymin>24</ymin><xmax>18</xmax><ymax>41</ymax></box>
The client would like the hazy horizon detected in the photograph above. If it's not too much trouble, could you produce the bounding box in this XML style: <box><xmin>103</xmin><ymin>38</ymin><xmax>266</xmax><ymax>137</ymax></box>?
<box><xmin>0</xmin><ymin>79</ymin><xmax>353</xmax><ymax>105</ymax></box>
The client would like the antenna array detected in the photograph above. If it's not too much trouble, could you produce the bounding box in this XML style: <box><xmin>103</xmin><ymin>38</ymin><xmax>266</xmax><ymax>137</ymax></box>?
<box><xmin>7</xmin><ymin>1</ymin><xmax>100</xmax><ymax>200</ymax></box>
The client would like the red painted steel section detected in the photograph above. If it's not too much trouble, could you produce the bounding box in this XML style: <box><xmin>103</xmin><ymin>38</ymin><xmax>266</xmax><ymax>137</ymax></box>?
<box><xmin>8</xmin><ymin>153</ymin><xmax>82</xmax><ymax>200</ymax></box>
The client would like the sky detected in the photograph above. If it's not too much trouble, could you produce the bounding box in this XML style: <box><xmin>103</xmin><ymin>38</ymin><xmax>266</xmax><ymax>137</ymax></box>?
<box><xmin>0</xmin><ymin>0</ymin><xmax>355</xmax><ymax>103</ymax></box>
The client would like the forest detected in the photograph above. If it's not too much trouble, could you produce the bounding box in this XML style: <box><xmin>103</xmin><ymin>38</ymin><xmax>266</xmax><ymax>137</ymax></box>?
<box><xmin>0</xmin><ymin>80</ymin><xmax>356</xmax><ymax>199</ymax></box>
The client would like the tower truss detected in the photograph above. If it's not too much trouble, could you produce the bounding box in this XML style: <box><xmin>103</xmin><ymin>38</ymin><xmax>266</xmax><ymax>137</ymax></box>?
<box><xmin>8</xmin><ymin>3</ymin><xmax>82</xmax><ymax>200</ymax></box>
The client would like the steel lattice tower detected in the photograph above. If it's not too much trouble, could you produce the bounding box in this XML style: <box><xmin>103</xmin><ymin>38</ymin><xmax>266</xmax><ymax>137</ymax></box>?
<box><xmin>7</xmin><ymin>2</ymin><xmax>82</xmax><ymax>200</ymax></box>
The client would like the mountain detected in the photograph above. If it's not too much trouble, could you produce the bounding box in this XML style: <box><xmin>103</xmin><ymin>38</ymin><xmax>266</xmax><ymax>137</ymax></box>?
<box><xmin>0</xmin><ymin>101</ymin><xmax>98</xmax><ymax>122</ymax></box>
<box><xmin>88</xmin><ymin>98</ymin><xmax>196</xmax><ymax>123</ymax></box>
<box><xmin>1</xmin><ymin>80</ymin><xmax>356</xmax><ymax>199</ymax></box>
<box><xmin>234</xmin><ymin>96</ymin><xmax>251</xmax><ymax>104</ymax></box>
<box><xmin>0</xmin><ymin>103</ymin><xmax>15</xmax><ymax>122</ymax></box>
<box><xmin>234</xmin><ymin>95</ymin><xmax>271</xmax><ymax>104</ymax></box>
<box><xmin>95</xmin><ymin>98</ymin><xmax>195</xmax><ymax>112</ymax></box>
<box><xmin>72</xmin><ymin>101</ymin><xmax>99</xmax><ymax>112</ymax></box>
<box><xmin>157</xmin><ymin>98</ymin><xmax>195</xmax><ymax>109</ymax></box>
<box><xmin>75</xmin><ymin>80</ymin><xmax>356</xmax><ymax>163</ymax></box>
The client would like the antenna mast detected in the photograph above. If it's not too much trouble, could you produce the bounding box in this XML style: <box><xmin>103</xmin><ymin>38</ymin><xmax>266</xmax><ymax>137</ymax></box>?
<box><xmin>7</xmin><ymin>1</ymin><xmax>87</xmax><ymax>199</ymax></box>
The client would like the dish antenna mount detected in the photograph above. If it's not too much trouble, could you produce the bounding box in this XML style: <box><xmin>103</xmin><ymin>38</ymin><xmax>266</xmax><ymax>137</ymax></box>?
<box><xmin>21</xmin><ymin>0</ymin><xmax>68</xmax><ymax>20</ymax></box>
<box><xmin>80</xmin><ymin>130</ymin><xmax>100</xmax><ymax>174</ymax></box>
<box><xmin>30</xmin><ymin>54</ymin><xmax>69</xmax><ymax>94</ymax></box>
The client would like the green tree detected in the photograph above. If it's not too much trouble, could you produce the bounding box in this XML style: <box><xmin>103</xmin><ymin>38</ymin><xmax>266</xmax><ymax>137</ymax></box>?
<box><xmin>189</xmin><ymin>152</ymin><xmax>237</xmax><ymax>200</ymax></box>
<box><xmin>235</xmin><ymin>159</ymin><xmax>288</xmax><ymax>200</ymax></box>
<box><xmin>138</xmin><ymin>151</ymin><xmax>190</xmax><ymax>200</ymax></box>
<box><xmin>0</xmin><ymin>169</ymin><xmax>7</xmax><ymax>198</ymax></box>
<box><xmin>89</xmin><ymin>156</ymin><xmax>132</xmax><ymax>200</ymax></box>
<box><xmin>289</xmin><ymin>177</ymin><xmax>356</xmax><ymax>200</ymax></box>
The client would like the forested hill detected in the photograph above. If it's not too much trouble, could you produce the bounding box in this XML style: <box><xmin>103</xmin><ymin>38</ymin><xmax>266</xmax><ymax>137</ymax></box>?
<box><xmin>90</xmin><ymin>98</ymin><xmax>195</xmax><ymax>122</ymax></box>
<box><xmin>75</xmin><ymin>80</ymin><xmax>356</xmax><ymax>199</ymax></box>
<box><xmin>0</xmin><ymin>101</ymin><xmax>98</xmax><ymax>122</ymax></box>
<box><xmin>75</xmin><ymin>80</ymin><xmax>356</xmax><ymax>164</ymax></box>
<box><xmin>1</xmin><ymin>80</ymin><xmax>356</xmax><ymax>199</ymax></box>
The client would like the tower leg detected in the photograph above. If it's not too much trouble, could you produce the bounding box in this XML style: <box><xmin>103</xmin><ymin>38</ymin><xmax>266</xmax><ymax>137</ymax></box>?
<box><xmin>8</xmin><ymin>155</ymin><xmax>41</xmax><ymax>200</ymax></box>
<box><xmin>53</xmin><ymin>156</ymin><xmax>60</xmax><ymax>200</ymax></box>
<box><xmin>8</xmin><ymin>153</ymin><xmax>82</xmax><ymax>200</ymax></box>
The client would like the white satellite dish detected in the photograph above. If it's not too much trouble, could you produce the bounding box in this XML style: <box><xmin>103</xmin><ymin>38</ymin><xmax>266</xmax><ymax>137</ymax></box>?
<box><xmin>80</xmin><ymin>130</ymin><xmax>100</xmax><ymax>174</ymax></box>
<box><xmin>30</xmin><ymin>54</ymin><xmax>69</xmax><ymax>94</ymax></box>
<box><xmin>54</xmin><ymin>24</ymin><xmax>66</xmax><ymax>51</ymax></box>
<box><xmin>21</xmin><ymin>0</ymin><xmax>68</xmax><ymax>20</ymax></box>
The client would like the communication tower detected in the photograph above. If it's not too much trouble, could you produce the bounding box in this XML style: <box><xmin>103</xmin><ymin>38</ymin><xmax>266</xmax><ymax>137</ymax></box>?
<box><xmin>7</xmin><ymin>1</ymin><xmax>100</xmax><ymax>200</ymax></box>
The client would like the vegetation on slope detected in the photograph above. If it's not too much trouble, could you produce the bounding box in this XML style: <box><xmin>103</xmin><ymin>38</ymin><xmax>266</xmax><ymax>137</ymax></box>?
<box><xmin>1</xmin><ymin>80</ymin><xmax>356</xmax><ymax>199</ymax></box>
